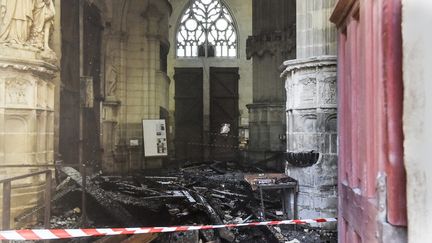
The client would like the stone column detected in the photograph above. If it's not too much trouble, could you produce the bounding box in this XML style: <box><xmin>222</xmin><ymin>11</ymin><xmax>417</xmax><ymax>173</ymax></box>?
<box><xmin>145</xmin><ymin>5</ymin><xmax>162</xmax><ymax>120</ymax></box>
<box><xmin>281</xmin><ymin>0</ymin><xmax>338</xmax><ymax>222</ymax></box>
<box><xmin>142</xmin><ymin>4</ymin><xmax>163</xmax><ymax>169</ymax></box>
<box><xmin>101</xmin><ymin>21</ymin><xmax>123</xmax><ymax>172</ymax></box>
<box><xmin>296</xmin><ymin>0</ymin><xmax>337</xmax><ymax>59</ymax></box>
<box><xmin>246</xmin><ymin>0</ymin><xmax>296</xmax><ymax>162</ymax></box>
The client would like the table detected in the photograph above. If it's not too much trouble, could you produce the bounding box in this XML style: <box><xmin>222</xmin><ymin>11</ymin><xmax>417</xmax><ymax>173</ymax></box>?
<box><xmin>257</xmin><ymin>182</ymin><xmax>298</xmax><ymax>220</ymax></box>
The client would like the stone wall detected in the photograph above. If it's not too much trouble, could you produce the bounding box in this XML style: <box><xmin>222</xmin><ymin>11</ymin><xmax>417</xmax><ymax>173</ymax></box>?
<box><xmin>402</xmin><ymin>0</ymin><xmax>432</xmax><ymax>241</ymax></box>
<box><xmin>98</xmin><ymin>0</ymin><xmax>172</xmax><ymax>173</ymax></box>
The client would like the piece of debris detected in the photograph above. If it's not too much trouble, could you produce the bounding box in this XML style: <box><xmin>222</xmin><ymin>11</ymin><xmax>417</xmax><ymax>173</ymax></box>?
<box><xmin>195</xmin><ymin>194</ymin><xmax>236</xmax><ymax>242</ymax></box>
<box><xmin>286</xmin><ymin>239</ymin><xmax>300</xmax><ymax>243</ymax></box>
<box><xmin>42</xmin><ymin>162</ymin><xmax>335</xmax><ymax>243</ymax></box>
<box><xmin>59</xmin><ymin>166</ymin><xmax>140</xmax><ymax>226</ymax></box>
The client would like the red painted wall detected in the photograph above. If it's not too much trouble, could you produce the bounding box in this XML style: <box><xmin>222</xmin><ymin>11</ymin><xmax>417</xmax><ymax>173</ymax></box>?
<box><xmin>330</xmin><ymin>0</ymin><xmax>406</xmax><ymax>241</ymax></box>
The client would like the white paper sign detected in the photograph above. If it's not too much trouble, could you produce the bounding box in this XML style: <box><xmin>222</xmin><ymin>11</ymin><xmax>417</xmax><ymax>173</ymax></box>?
<box><xmin>143</xmin><ymin>119</ymin><xmax>168</xmax><ymax>157</ymax></box>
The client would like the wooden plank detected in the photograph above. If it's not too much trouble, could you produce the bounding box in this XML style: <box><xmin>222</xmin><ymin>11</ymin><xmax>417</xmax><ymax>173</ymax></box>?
<box><xmin>195</xmin><ymin>194</ymin><xmax>235</xmax><ymax>242</ymax></box>
<box><xmin>121</xmin><ymin>233</ymin><xmax>158</xmax><ymax>243</ymax></box>
<box><xmin>340</xmin><ymin>183</ymin><xmax>378</xmax><ymax>242</ymax></box>
<box><xmin>330</xmin><ymin>0</ymin><xmax>358</xmax><ymax>28</ymax></box>
<box><xmin>381</xmin><ymin>0</ymin><xmax>407</xmax><ymax>226</ymax></box>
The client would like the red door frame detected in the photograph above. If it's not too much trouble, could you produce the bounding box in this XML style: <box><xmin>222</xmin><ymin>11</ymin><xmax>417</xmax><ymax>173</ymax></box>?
<box><xmin>330</xmin><ymin>0</ymin><xmax>406</xmax><ymax>241</ymax></box>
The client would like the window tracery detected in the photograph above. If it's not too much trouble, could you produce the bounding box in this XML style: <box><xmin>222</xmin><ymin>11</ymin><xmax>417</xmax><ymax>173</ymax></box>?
<box><xmin>177</xmin><ymin>0</ymin><xmax>237</xmax><ymax>58</ymax></box>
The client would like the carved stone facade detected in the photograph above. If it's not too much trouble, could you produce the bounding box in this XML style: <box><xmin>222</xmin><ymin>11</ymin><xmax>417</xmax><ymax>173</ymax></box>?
<box><xmin>246</xmin><ymin>31</ymin><xmax>295</xmax><ymax>60</ymax></box>
<box><xmin>0</xmin><ymin>32</ymin><xmax>58</xmax><ymax>228</ymax></box>
<box><xmin>0</xmin><ymin>0</ymin><xmax>59</xmax><ymax>228</ymax></box>
<box><xmin>282</xmin><ymin>0</ymin><xmax>337</xmax><ymax>223</ymax></box>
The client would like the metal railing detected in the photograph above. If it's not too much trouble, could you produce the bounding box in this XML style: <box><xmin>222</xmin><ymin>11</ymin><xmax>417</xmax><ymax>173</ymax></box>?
<box><xmin>0</xmin><ymin>170</ymin><xmax>52</xmax><ymax>230</ymax></box>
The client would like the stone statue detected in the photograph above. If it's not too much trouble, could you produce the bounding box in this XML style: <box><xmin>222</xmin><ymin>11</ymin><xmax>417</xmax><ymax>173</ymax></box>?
<box><xmin>30</xmin><ymin>0</ymin><xmax>55</xmax><ymax>51</ymax></box>
<box><xmin>105</xmin><ymin>40</ymin><xmax>119</xmax><ymax>97</ymax></box>
<box><xmin>106</xmin><ymin>62</ymin><xmax>118</xmax><ymax>97</ymax></box>
<box><xmin>0</xmin><ymin>0</ymin><xmax>55</xmax><ymax>52</ymax></box>
<box><xmin>0</xmin><ymin>0</ymin><xmax>34</xmax><ymax>44</ymax></box>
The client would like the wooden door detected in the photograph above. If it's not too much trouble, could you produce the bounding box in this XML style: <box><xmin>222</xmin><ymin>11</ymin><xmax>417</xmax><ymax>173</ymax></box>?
<box><xmin>174</xmin><ymin>68</ymin><xmax>204</xmax><ymax>162</ymax></box>
<box><xmin>331</xmin><ymin>0</ymin><xmax>406</xmax><ymax>241</ymax></box>
<box><xmin>210</xmin><ymin>67</ymin><xmax>239</xmax><ymax>161</ymax></box>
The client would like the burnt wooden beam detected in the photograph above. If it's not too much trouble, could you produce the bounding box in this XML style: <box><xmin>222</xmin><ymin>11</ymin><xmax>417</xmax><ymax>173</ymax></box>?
<box><xmin>195</xmin><ymin>194</ymin><xmax>235</xmax><ymax>242</ymax></box>
<box><xmin>60</xmin><ymin>166</ymin><xmax>139</xmax><ymax>226</ymax></box>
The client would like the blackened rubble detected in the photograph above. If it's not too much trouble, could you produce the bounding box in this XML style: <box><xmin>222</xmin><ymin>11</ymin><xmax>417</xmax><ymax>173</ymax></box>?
<box><xmin>43</xmin><ymin>161</ymin><xmax>337</xmax><ymax>243</ymax></box>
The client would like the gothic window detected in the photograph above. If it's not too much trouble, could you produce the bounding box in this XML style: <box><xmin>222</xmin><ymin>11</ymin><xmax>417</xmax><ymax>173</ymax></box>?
<box><xmin>177</xmin><ymin>0</ymin><xmax>237</xmax><ymax>58</ymax></box>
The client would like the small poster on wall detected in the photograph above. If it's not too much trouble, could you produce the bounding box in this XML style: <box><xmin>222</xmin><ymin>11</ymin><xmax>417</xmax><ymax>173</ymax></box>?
<box><xmin>142</xmin><ymin>119</ymin><xmax>168</xmax><ymax>157</ymax></box>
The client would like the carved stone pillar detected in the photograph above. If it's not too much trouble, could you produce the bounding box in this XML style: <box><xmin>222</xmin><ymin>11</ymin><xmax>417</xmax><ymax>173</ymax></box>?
<box><xmin>282</xmin><ymin>56</ymin><xmax>337</xmax><ymax>220</ymax></box>
<box><xmin>281</xmin><ymin>0</ymin><xmax>337</xmax><ymax>224</ymax></box>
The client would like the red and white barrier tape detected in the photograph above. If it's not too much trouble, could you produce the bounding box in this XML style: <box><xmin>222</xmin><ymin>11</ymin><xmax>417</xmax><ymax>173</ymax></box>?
<box><xmin>0</xmin><ymin>218</ymin><xmax>337</xmax><ymax>241</ymax></box>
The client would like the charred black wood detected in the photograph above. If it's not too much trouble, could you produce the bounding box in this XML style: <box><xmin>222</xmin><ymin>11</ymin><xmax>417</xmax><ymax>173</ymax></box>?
<box><xmin>59</xmin><ymin>166</ymin><xmax>140</xmax><ymax>226</ymax></box>
<box><xmin>182</xmin><ymin>190</ymin><xmax>196</xmax><ymax>203</ymax></box>
<box><xmin>248</xmin><ymin>208</ymin><xmax>286</xmax><ymax>243</ymax></box>
<box><xmin>156</xmin><ymin>230</ymin><xmax>199</xmax><ymax>243</ymax></box>
<box><xmin>99</xmin><ymin>179</ymin><xmax>162</xmax><ymax>196</ymax></box>
<box><xmin>103</xmin><ymin>191</ymin><xmax>180</xmax><ymax>212</ymax></box>
<box><xmin>212</xmin><ymin>189</ymin><xmax>248</xmax><ymax>198</ymax></box>
<box><xmin>143</xmin><ymin>176</ymin><xmax>179</xmax><ymax>180</ymax></box>
<box><xmin>15</xmin><ymin>181</ymin><xmax>78</xmax><ymax>226</ymax></box>
<box><xmin>200</xmin><ymin>229</ymin><xmax>221</xmax><ymax>243</ymax></box>
<box><xmin>210</xmin><ymin>161</ymin><xmax>227</xmax><ymax>174</ymax></box>
<box><xmin>194</xmin><ymin>194</ymin><xmax>235</xmax><ymax>242</ymax></box>
<box><xmin>211</xmin><ymin>193</ymin><xmax>226</xmax><ymax>199</ymax></box>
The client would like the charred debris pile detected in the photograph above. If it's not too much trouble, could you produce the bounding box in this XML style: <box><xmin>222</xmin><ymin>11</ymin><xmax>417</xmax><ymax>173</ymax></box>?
<box><xmin>42</xmin><ymin>161</ymin><xmax>336</xmax><ymax>243</ymax></box>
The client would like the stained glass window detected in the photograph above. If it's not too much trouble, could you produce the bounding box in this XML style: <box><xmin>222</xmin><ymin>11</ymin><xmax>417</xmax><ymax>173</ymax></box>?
<box><xmin>177</xmin><ymin>0</ymin><xmax>237</xmax><ymax>58</ymax></box>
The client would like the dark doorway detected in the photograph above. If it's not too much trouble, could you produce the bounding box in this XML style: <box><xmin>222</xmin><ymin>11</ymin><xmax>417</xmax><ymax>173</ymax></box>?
<box><xmin>210</xmin><ymin>67</ymin><xmax>239</xmax><ymax>161</ymax></box>
<box><xmin>174</xmin><ymin>68</ymin><xmax>204</xmax><ymax>162</ymax></box>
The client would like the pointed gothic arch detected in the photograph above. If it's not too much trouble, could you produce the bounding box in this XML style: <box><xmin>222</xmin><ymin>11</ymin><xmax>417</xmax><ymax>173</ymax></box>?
<box><xmin>176</xmin><ymin>0</ymin><xmax>238</xmax><ymax>58</ymax></box>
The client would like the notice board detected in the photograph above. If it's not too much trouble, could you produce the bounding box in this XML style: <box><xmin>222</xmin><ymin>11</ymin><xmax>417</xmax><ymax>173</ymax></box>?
<box><xmin>142</xmin><ymin>119</ymin><xmax>168</xmax><ymax>157</ymax></box>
